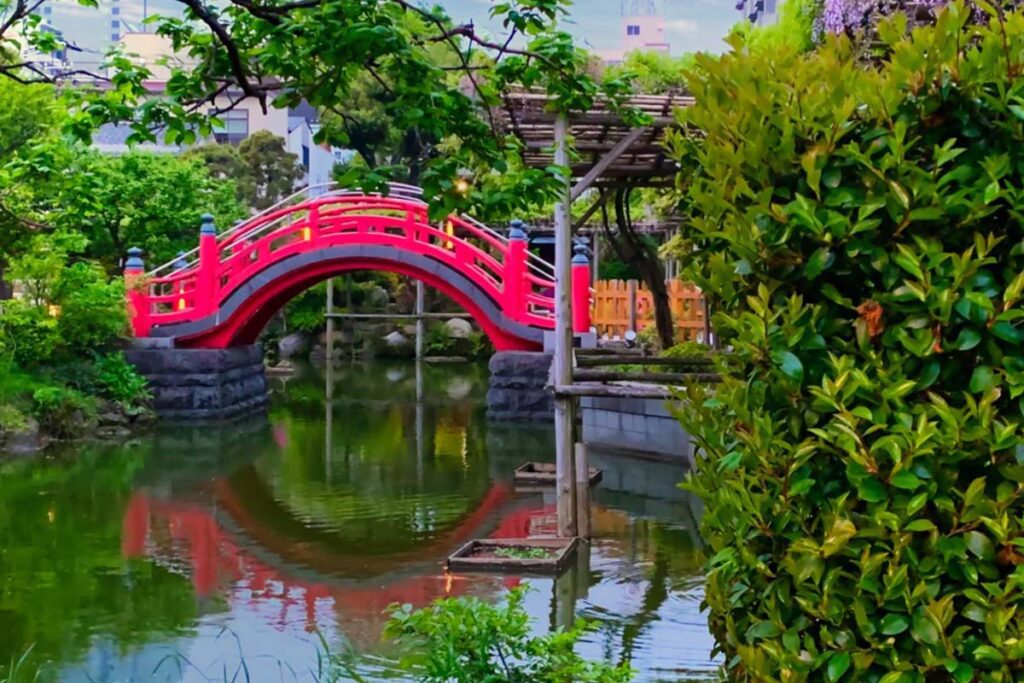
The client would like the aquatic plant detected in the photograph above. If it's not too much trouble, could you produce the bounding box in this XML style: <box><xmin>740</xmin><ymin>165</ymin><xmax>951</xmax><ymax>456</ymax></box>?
<box><xmin>384</xmin><ymin>587</ymin><xmax>633</xmax><ymax>683</ymax></box>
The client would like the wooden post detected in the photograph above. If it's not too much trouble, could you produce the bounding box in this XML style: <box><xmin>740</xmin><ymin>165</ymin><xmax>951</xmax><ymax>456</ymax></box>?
<box><xmin>553</xmin><ymin>113</ymin><xmax>578</xmax><ymax>539</ymax></box>
<box><xmin>592</xmin><ymin>233</ymin><xmax>600</xmax><ymax>286</ymax></box>
<box><xmin>574</xmin><ymin>442</ymin><xmax>591</xmax><ymax>539</ymax></box>
<box><xmin>326</xmin><ymin>277</ymin><xmax>335</xmax><ymax>361</ymax></box>
<box><xmin>415</xmin><ymin>279</ymin><xmax>425</xmax><ymax>359</ymax></box>
<box><xmin>627</xmin><ymin>279</ymin><xmax>638</xmax><ymax>334</ymax></box>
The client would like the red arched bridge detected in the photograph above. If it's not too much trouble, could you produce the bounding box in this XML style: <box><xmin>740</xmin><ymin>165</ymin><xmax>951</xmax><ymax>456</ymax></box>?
<box><xmin>126</xmin><ymin>183</ymin><xmax>591</xmax><ymax>350</ymax></box>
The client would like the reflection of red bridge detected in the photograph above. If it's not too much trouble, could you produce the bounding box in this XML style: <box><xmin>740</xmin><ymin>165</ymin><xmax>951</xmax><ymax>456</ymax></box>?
<box><xmin>125</xmin><ymin>184</ymin><xmax>592</xmax><ymax>350</ymax></box>
<box><xmin>120</xmin><ymin>483</ymin><xmax>551</xmax><ymax>642</ymax></box>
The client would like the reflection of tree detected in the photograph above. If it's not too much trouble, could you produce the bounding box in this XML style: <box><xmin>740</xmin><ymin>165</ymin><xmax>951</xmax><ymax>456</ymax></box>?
<box><xmin>0</xmin><ymin>449</ymin><xmax>198</xmax><ymax>678</ymax></box>
<box><xmin>247</xmin><ymin>362</ymin><xmax>495</xmax><ymax>557</ymax></box>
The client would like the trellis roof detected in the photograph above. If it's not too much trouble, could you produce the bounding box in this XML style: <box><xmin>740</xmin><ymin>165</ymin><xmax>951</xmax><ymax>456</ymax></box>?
<box><xmin>500</xmin><ymin>90</ymin><xmax>694</xmax><ymax>189</ymax></box>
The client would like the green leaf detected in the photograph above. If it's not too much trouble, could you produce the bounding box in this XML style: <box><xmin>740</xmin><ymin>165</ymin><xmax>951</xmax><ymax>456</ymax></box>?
<box><xmin>952</xmin><ymin>328</ymin><xmax>982</xmax><ymax>351</ymax></box>
<box><xmin>992</xmin><ymin>321</ymin><xmax>1022</xmax><ymax>344</ymax></box>
<box><xmin>965</xmin><ymin>531</ymin><xmax>995</xmax><ymax>563</ymax></box>
<box><xmin>891</xmin><ymin>470</ymin><xmax>923</xmax><ymax>490</ymax></box>
<box><xmin>804</xmin><ymin>247</ymin><xmax>833</xmax><ymax>279</ymax></box>
<box><xmin>880</xmin><ymin>613</ymin><xmax>910</xmax><ymax>635</ymax></box>
<box><xmin>905</xmin><ymin>519</ymin><xmax>936</xmax><ymax>532</ymax></box>
<box><xmin>827</xmin><ymin>652</ymin><xmax>851</xmax><ymax>682</ymax></box>
<box><xmin>747</xmin><ymin>620</ymin><xmax>781</xmax><ymax>641</ymax></box>
<box><xmin>857</xmin><ymin>478</ymin><xmax>887</xmax><ymax>503</ymax></box>
<box><xmin>912</xmin><ymin>611</ymin><xmax>941</xmax><ymax>644</ymax></box>
<box><xmin>972</xmin><ymin>645</ymin><xmax>1003</xmax><ymax>667</ymax></box>
<box><xmin>969</xmin><ymin>366</ymin><xmax>997</xmax><ymax>393</ymax></box>
<box><xmin>773</xmin><ymin>351</ymin><xmax>804</xmax><ymax>382</ymax></box>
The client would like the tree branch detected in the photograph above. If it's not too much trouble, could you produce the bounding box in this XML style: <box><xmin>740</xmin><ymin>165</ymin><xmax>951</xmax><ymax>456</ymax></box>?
<box><xmin>176</xmin><ymin>0</ymin><xmax>269</xmax><ymax>113</ymax></box>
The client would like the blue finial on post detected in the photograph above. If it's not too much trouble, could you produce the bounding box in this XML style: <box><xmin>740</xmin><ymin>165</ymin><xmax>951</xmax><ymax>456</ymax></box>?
<box><xmin>126</xmin><ymin>247</ymin><xmax>145</xmax><ymax>271</ymax></box>
<box><xmin>508</xmin><ymin>219</ymin><xmax>528</xmax><ymax>241</ymax></box>
<box><xmin>200</xmin><ymin>214</ymin><xmax>216</xmax><ymax>236</ymax></box>
<box><xmin>572</xmin><ymin>241</ymin><xmax>590</xmax><ymax>265</ymax></box>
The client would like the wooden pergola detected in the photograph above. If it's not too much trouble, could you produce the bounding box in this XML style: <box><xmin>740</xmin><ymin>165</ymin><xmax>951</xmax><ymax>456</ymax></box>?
<box><xmin>499</xmin><ymin>89</ymin><xmax>694</xmax><ymax>539</ymax></box>
<box><xmin>501</xmin><ymin>90</ymin><xmax>693</xmax><ymax>199</ymax></box>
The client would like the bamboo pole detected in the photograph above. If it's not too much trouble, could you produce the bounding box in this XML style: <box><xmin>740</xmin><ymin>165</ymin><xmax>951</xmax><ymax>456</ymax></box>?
<box><xmin>575</xmin><ymin>442</ymin><xmax>591</xmax><ymax>539</ymax></box>
<box><xmin>553</xmin><ymin>113</ymin><xmax>578</xmax><ymax>539</ymax></box>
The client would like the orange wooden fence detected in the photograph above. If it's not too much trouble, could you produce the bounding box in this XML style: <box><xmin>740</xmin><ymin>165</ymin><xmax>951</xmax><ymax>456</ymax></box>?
<box><xmin>592</xmin><ymin>279</ymin><xmax>706</xmax><ymax>342</ymax></box>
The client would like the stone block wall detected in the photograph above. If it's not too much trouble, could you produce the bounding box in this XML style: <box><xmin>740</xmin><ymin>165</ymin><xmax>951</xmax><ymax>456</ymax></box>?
<box><xmin>486</xmin><ymin>351</ymin><xmax>553</xmax><ymax>422</ymax></box>
<box><xmin>581</xmin><ymin>395</ymin><xmax>694</xmax><ymax>465</ymax></box>
<box><xmin>125</xmin><ymin>345</ymin><xmax>268</xmax><ymax>420</ymax></box>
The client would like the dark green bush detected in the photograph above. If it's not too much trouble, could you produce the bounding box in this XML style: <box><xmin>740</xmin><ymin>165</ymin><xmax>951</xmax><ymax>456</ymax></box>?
<box><xmin>94</xmin><ymin>352</ymin><xmax>150</xmax><ymax>408</ymax></box>
<box><xmin>668</xmin><ymin>5</ymin><xmax>1024</xmax><ymax>681</ymax></box>
<box><xmin>32</xmin><ymin>385</ymin><xmax>94</xmax><ymax>439</ymax></box>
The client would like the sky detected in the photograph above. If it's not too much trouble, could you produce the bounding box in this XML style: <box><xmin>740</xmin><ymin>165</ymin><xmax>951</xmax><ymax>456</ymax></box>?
<box><xmin>43</xmin><ymin>0</ymin><xmax>742</xmax><ymax>65</ymax></box>
<box><xmin>437</xmin><ymin>0</ymin><xmax>740</xmax><ymax>55</ymax></box>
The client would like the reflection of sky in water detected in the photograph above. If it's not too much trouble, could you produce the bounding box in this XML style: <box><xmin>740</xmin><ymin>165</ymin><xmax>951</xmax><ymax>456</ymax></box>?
<box><xmin>11</xmin><ymin>361</ymin><xmax>718</xmax><ymax>682</ymax></box>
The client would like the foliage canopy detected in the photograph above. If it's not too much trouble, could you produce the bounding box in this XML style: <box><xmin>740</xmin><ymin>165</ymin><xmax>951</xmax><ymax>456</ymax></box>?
<box><xmin>669</xmin><ymin>4</ymin><xmax>1024</xmax><ymax>680</ymax></box>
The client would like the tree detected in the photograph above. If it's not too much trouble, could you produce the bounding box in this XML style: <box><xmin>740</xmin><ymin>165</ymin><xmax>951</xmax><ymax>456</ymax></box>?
<box><xmin>186</xmin><ymin>134</ymin><xmax>302</xmax><ymax>211</ymax></box>
<box><xmin>669</xmin><ymin>6</ymin><xmax>1024</xmax><ymax>680</ymax></box>
<box><xmin>53</xmin><ymin>151</ymin><xmax>246</xmax><ymax>272</ymax></box>
<box><xmin>238</xmin><ymin>131</ymin><xmax>303</xmax><ymax>209</ymax></box>
<box><xmin>0</xmin><ymin>78</ymin><xmax>59</xmax><ymax>298</ymax></box>
<box><xmin>183</xmin><ymin>142</ymin><xmax>249</xmax><ymax>187</ymax></box>
<box><xmin>0</xmin><ymin>1</ymin><xmax>639</xmax><ymax>223</ymax></box>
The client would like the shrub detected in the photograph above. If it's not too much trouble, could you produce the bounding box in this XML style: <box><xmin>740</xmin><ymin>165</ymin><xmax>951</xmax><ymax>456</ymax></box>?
<box><xmin>94</xmin><ymin>352</ymin><xmax>150</xmax><ymax>408</ymax></box>
<box><xmin>31</xmin><ymin>385</ymin><xmax>94</xmax><ymax>439</ymax></box>
<box><xmin>383</xmin><ymin>587</ymin><xmax>632</xmax><ymax>683</ymax></box>
<box><xmin>668</xmin><ymin>6</ymin><xmax>1024</xmax><ymax>681</ymax></box>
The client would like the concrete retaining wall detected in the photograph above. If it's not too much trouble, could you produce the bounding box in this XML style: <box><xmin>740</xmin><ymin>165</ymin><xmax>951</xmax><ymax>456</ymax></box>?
<box><xmin>581</xmin><ymin>395</ymin><xmax>694</xmax><ymax>464</ymax></box>
<box><xmin>486</xmin><ymin>351</ymin><xmax>553</xmax><ymax>422</ymax></box>
<box><xmin>125</xmin><ymin>345</ymin><xmax>268</xmax><ymax>420</ymax></box>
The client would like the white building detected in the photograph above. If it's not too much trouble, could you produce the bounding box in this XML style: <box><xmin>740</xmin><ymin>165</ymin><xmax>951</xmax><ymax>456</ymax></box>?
<box><xmin>598</xmin><ymin>0</ymin><xmax>671</xmax><ymax>65</ymax></box>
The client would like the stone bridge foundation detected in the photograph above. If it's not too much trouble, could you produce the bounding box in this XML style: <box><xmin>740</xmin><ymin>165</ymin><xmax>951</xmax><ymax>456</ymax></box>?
<box><xmin>486</xmin><ymin>351</ymin><xmax>554</xmax><ymax>422</ymax></box>
<box><xmin>125</xmin><ymin>344</ymin><xmax>268</xmax><ymax>420</ymax></box>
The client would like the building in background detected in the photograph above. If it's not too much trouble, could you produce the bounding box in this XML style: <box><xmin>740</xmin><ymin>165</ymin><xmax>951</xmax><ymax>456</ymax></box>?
<box><xmin>599</xmin><ymin>0</ymin><xmax>670</xmax><ymax>65</ymax></box>
<box><xmin>735</xmin><ymin>0</ymin><xmax>781</xmax><ymax>26</ymax></box>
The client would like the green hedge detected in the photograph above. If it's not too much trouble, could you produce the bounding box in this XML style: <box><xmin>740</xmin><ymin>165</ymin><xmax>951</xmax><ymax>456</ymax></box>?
<box><xmin>669</xmin><ymin>6</ymin><xmax>1024</xmax><ymax>681</ymax></box>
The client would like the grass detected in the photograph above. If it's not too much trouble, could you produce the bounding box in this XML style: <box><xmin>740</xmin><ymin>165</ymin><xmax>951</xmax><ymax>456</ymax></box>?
<box><xmin>1</xmin><ymin>645</ymin><xmax>41</xmax><ymax>683</ymax></box>
<box><xmin>493</xmin><ymin>546</ymin><xmax>552</xmax><ymax>560</ymax></box>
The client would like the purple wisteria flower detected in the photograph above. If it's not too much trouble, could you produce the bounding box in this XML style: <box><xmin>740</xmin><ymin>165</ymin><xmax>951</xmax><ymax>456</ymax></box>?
<box><xmin>820</xmin><ymin>0</ymin><xmax>950</xmax><ymax>35</ymax></box>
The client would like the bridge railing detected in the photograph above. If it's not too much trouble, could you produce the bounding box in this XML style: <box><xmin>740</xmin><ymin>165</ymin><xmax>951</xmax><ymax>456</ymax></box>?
<box><xmin>127</xmin><ymin>184</ymin><xmax>568</xmax><ymax>338</ymax></box>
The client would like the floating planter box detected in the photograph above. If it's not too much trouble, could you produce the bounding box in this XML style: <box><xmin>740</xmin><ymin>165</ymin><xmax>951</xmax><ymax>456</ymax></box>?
<box><xmin>514</xmin><ymin>462</ymin><xmax>602</xmax><ymax>488</ymax></box>
<box><xmin>447</xmin><ymin>537</ymin><xmax>580</xmax><ymax>575</ymax></box>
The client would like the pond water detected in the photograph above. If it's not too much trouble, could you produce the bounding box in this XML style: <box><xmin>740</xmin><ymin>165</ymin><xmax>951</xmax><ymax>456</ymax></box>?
<box><xmin>0</xmin><ymin>361</ymin><xmax>718</xmax><ymax>682</ymax></box>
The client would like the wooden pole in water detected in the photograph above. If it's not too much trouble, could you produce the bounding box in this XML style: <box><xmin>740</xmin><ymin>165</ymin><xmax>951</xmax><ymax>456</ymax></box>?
<box><xmin>326</xmin><ymin>277</ymin><xmax>335</xmax><ymax>361</ymax></box>
<box><xmin>415</xmin><ymin>280</ymin><xmax>425</xmax><ymax>360</ymax></box>
<box><xmin>553</xmin><ymin>113</ymin><xmax>578</xmax><ymax>539</ymax></box>
<box><xmin>575</xmin><ymin>442</ymin><xmax>591</xmax><ymax>539</ymax></box>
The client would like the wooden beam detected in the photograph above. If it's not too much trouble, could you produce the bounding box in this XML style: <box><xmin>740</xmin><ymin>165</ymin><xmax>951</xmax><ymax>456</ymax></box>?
<box><xmin>572</xmin><ymin>189</ymin><xmax>610</xmax><ymax>230</ymax></box>
<box><xmin>552</xmin><ymin>383</ymin><xmax>674</xmax><ymax>399</ymax></box>
<box><xmin>572</xmin><ymin>369</ymin><xmax>720</xmax><ymax>383</ymax></box>
<box><xmin>576</xmin><ymin>355</ymin><xmax>715</xmax><ymax>367</ymax></box>
<box><xmin>570</xmin><ymin>127</ymin><xmax>649</xmax><ymax>202</ymax></box>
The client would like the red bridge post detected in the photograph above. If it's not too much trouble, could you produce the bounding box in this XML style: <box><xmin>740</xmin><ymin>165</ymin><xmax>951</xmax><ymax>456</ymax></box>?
<box><xmin>125</xmin><ymin>247</ymin><xmax>151</xmax><ymax>337</ymax></box>
<box><xmin>197</xmin><ymin>214</ymin><xmax>219</xmax><ymax>317</ymax></box>
<box><xmin>571</xmin><ymin>243</ymin><xmax>591</xmax><ymax>334</ymax></box>
<box><xmin>505</xmin><ymin>220</ymin><xmax>528</xmax><ymax>323</ymax></box>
